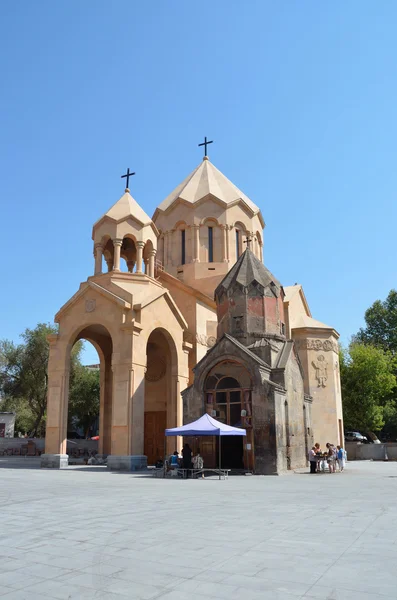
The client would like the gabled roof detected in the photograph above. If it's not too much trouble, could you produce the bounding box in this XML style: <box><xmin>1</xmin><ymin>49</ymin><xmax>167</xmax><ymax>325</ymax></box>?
<box><xmin>193</xmin><ymin>332</ymin><xmax>270</xmax><ymax>373</ymax></box>
<box><xmin>283</xmin><ymin>284</ymin><xmax>311</xmax><ymax>317</ymax></box>
<box><xmin>291</xmin><ymin>314</ymin><xmax>334</xmax><ymax>331</ymax></box>
<box><xmin>215</xmin><ymin>249</ymin><xmax>281</xmax><ymax>299</ymax></box>
<box><xmin>154</xmin><ymin>157</ymin><xmax>263</xmax><ymax>222</ymax></box>
<box><xmin>94</xmin><ymin>190</ymin><xmax>153</xmax><ymax>227</ymax></box>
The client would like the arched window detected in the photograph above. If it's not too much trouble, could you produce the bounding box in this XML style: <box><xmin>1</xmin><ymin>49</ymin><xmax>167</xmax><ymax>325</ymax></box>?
<box><xmin>235</xmin><ymin>229</ymin><xmax>241</xmax><ymax>258</ymax></box>
<box><xmin>208</xmin><ymin>227</ymin><xmax>214</xmax><ymax>262</ymax></box>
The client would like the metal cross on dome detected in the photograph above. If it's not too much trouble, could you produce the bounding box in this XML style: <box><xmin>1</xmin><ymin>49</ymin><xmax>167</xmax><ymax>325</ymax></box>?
<box><xmin>243</xmin><ymin>235</ymin><xmax>252</xmax><ymax>249</ymax></box>
<box><xmin>121</xmin><ymin>168</ymin><xmax>135</xmax><ymax>189</ymax></box>
<box><xmin>198</xmin><ymin>136</ymin><xmax>213</xmax><ymax>157</ymax></box>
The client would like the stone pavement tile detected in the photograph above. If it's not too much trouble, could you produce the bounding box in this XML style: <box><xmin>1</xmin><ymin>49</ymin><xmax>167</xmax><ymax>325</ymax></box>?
<box><xmin>224</xmin><ymin>573</ymin><xmax>311</xmax><ymax>597</ymax></box>
<box><xmin>148</xmin><ymin>592</ymin><xmax>216</xmax><ymax>600</ymax></box>
<box><xmin>0</xmin><ymin>589</ymin><xmax>14</xmax><ymax>597</ymax></box>
<box><xmin>52</xmin><ymin>571</ymin><xmax>114</xmax><ymax>590</ymax></box>
<box><xmin>0</xmin><ymin>572</ymin><xmax>45</xmax><ymax>590</ymax></box>
<box><xmin>22</xmin><ymin>562</ymin><xmax>72</xmax><ymax>579</ymax></box>
<box><xmin>112</xmin><ymin>568</ymin><xmax>186</xmax><ymax>589</ymax></box>
<box><xmin>256</xmin><ymin>565</ymin><xmax>325</xmax><ymax>586</ymax></box>
<box><xmin>104</xmin><ymin>578</ymin><xmax>164</xmax><ymax>598</ymax></box>
<box><xmin>2</xmin><ymin>591</ymin><xmax>48</xmax><ymax>600</ymax></box>
<box><xmin>303</xmin><ymin>585</ymin><xmax>390</xmax><ymax>599</ymax></box>
<box><xmin>79</xmin><ymin>563</ymin><xmax>124</xmax><ymax>576</ymax></box>
<box><xmin>192</xmin><ymin>569</ymin><xmax>230</xmax><ymax>583</ymax></box>
<box><xmin>171</xmin><ymin>579</ymin><xmax>239</xmax><ymax>598</ymax></box>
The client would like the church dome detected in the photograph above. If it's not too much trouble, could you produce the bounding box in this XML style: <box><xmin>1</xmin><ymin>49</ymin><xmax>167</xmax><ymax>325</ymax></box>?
<box><xmin>153</xmin><ymin>157</ymin><xmax>264</xmax><ymax>226</ymax></box>
<box><xmin>215</xmin><ymin>248</ymin><xmax>281</xmax><ymax>300</ymax></box>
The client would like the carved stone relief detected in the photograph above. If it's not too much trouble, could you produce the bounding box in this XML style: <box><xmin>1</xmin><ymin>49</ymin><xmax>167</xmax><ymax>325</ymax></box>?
<box><xmin>85</xmin><ymin>299</ymin><xmax>96</xmax><ymax>313</ymax></box>
<box><xmin>296</xmin><ymin>338</ymin><xmax>338</xmax><ymax>354</ymax></box>
<box><xmin>145</xmin><ymin>357</ymin><xmax>166</xmax><ymax>382</ymax></box>
<box><xmin>196</xmin><ymin>333</ymin><xmax>216</xmax><ymax>348</ymax></box>
<box><xmin>312</xmin><ymin>354</ymin><xmax>328</xmax><ymax>387</ymax></box>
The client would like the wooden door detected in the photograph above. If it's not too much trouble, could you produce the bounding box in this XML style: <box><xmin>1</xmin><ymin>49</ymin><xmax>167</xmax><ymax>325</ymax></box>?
<box><xmin>144</xmin><ymin>411</ymin><xmax>167</xmax><ymax>466</ymax></box>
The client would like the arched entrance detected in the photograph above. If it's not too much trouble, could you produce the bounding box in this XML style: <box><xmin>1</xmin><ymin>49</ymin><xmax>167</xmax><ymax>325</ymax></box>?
<box><xmin>204</xmin><ymin>360</ymin><xmax>253</xmax><ymax>470</ymax></box>
<box><xmin>70</xmin><ymin>324</ymin><xmax>113</xmax><ymax>456</ymax></box>
<box><xmin>144</xmin><ymin>328</ymin><xmax>177</xmax><ymax>465</ymax></box>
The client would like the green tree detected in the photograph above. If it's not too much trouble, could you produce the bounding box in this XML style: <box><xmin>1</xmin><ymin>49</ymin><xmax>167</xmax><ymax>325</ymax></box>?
<box><xmin>0</xmin><ymin>324</ymin><xmax>93</xmax><ymax>437</ymax></box>
<box><xmin>355</xmin><ymin>289</ymin><xmax>397</xmax><ymax>353</ymax></box>
<box><xmin>0</xmin><ymin>324</ymin><xmax>58</xmax><ymax>436</ymax></box>
<box><xmin>340</xmin><ymin>343</ymin><xmax>397</xmax><ymax>432</ymax></box>
<box><xmin>68</xmin><ymin>364</ymin><xmax>100</xmax><ymax>437</ymax></box>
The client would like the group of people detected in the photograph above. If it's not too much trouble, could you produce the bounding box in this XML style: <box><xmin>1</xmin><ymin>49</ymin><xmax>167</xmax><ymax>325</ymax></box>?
<box><xmin>168</xmin><ymin>443</ymin><xmax>204</xmax><ymax>475</ymax></box>
<box><xmin>309</xmin><ymin>442</ymin><xmax>347</xmax><ymax>474</ymax></box>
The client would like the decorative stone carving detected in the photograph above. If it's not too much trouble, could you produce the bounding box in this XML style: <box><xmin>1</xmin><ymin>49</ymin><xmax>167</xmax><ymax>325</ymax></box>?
<box><xmin>296</xmin><ymin>338</ymin><xmax>338</xmax><ymax>354</ymax></box>
<box><xmin>312</xmin><ymin>354</ymin><xmax>328</xmax><ymax>387</ymax></box>
<box><xmin>145</xmin><ymin>357</ymin><xmax>166</xmax><ymax>382</ymax></box>
<box><xmin>85</xmin><ymin>299</ymin><xmax>96</xmax><ymax>313</ymax></box>
<box><xmin>196</xmin><ymin>333</ymin><xmax>216</xmax><ymax>348</ymax></box>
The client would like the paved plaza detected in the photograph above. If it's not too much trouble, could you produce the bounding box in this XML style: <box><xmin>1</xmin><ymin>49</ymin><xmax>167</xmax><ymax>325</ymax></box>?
<box><xmin>0</xmin><ymin>461</ymin><xmax>396</xmax><ymax>600</ymax></box>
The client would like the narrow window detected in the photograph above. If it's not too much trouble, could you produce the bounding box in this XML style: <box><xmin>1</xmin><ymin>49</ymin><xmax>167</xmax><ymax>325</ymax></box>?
<box><xmin>181</xmin><ymin>229</ymin><xmax>185</xmax><ymax>265</ymax></box>
<box><xmin>235</xmin><ymin>229</ymin><xmax>240</xmax><ymax>258</ymax></box>
<box><xmin>208</xmin><ymin>227</ymin><xmax>214</xmax><ymax>262</ymax></box>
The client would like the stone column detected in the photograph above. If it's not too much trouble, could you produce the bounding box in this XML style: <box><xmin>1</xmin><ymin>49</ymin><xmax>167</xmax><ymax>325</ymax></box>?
<box><xmin>148</xmin><ymin>250</ymin><xmax>156</xmax><ymax>277</ymax></box>
<box><xmin>113</xmin><ymin>238</ymin><xmax>123</xmax><ymax>272</ymax></box>
<box><xmin>94</xmin><ymin>243</ymin><xmax>103</xmax><ymax>275</ymax></box>
<box><xmin>192</xmin><ymin>225</ymin><xmax>200</xmax><ymax>262</ymax></box>
<box><xmin>164</xmin><ymin>231</ymin><xmax>169</xmax><ymax>266</ymax></box>
<box><xmin>127</xmin><ymin>260</ymin><xmax>135</xmax><ymax>273</ymax></box>
<box><xmin>41</xmin><ymin>335</ymin><xmax>70</xmax><ymax>469</ymax></box>
<box><xmin>136</xmin><ymin>241</ymin><xmax>145</xmax><ymax>274</ymax></box>
<box><xmin>221</xmin><ymin>226</ymin><xmax>229</xmax><ymax>262</ymax></box>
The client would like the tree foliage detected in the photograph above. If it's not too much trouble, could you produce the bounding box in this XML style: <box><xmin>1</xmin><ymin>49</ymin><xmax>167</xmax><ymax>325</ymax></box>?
<box><xmin>355</xmin><ymin>289</ymin><xmax>397</xmax><ymax>353</ymax></box>
<box><xmin>340</xmin><ymin>343</ymin><xmax>397</xmax><ymax>432</ymax></box>
<box><xmin>0</xmin><ymin>323</ymin><xmax>99</xmax><ymax>437</ymax></box>
<box><xmin>69</xmin><ymin>363</ymin><xmax>100</xmax><ymax>437</ymax></box>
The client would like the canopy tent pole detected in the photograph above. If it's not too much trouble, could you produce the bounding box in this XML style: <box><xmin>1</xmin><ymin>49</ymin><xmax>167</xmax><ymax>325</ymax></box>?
<box><xmin>219</xmin><ymin>435</ymin><xmax>221</xmax><ymax>480</ymax></box>
<box><xmin>163</xmin><ymin>436</ymin><xmax>166</xmax><ymax>478</ymax></box>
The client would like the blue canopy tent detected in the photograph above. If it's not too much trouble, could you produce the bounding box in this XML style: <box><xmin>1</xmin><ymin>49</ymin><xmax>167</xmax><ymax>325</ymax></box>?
<box><xmin>165</xmin><ymin>413</ymin><xmax>246</xmax><ymax>479</ymax></box>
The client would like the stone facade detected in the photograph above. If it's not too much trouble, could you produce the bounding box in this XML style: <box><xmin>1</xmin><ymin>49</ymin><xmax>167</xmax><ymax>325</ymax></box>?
<box><xmin>42</xmin><ymin>155</ymin><xmax>342</xmax><ymax>471</ymax></box>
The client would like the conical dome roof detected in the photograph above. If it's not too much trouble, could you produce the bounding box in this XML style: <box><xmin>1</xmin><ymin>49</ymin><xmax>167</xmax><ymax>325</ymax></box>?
<box><xmin>96</xmin><ymin>189</ymin><xmax>152</xmax><ymax>226</ymax></box>
<box><xmin>154</xmin><ymin>157</ymin><xmax>263</xmax><ymax>223</ymax></box>
<box><xmin>215</xmin><ymin>249</ymin><xmax>281</xmax><ymax>299</ymax></box>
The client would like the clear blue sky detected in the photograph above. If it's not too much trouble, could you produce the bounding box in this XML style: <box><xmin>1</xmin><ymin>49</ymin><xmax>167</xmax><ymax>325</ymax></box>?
<box><xmin>1</xmin><ymin>1</ymin><xmax>396</xmax><ymax>364</ymax></box>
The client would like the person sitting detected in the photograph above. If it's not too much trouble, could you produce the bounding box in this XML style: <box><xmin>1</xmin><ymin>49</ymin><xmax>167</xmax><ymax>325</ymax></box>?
<box><xmin>169</xmin><ymin>451</ymin><xmax>180</xmax><ymax>469</ymax></box>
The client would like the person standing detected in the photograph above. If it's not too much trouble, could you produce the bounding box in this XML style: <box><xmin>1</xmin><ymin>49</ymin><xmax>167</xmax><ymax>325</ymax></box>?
<box><xmin>337</xmin><ymin>445</ymin><xmax>345</xmax><ymax>472</ymax></box>
<box><xmin>309</xmin><ymin>446</ymin><xmax>317</xmax><ymax>474</ymax></box>
<box><xmin>182</xmin><ymin>443</ymin><xmax>192</xmax><ymax>477</ymax></box>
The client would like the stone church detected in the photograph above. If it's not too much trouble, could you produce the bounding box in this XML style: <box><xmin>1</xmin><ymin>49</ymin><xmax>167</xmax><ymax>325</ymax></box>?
<box><xmin>42</xmin><ymin>154</ymin><xmax>343</xmax><ymax>474</ymax></box>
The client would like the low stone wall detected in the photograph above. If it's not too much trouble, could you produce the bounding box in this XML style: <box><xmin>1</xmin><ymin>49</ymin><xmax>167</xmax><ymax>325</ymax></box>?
<box><xmin>345</xmin><ymin>442</ymin><xmax>397</xmax><ymax>461</ymax></box>
<box><xmin>0</xmin><ymin>438</ymin><xmax>98</xmax><ymax>456</ymax></box>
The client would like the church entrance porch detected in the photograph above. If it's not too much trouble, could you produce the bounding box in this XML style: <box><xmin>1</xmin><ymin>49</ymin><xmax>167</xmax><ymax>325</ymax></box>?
<box><xmin>203</xmin><ymin>362</ymin><xmax>254</xmax><ymax>471</ymax></box>
<box><xmin>144</xmin><ymin>328</ymin><xmax>178</xmax><ymax>466</ymax></box>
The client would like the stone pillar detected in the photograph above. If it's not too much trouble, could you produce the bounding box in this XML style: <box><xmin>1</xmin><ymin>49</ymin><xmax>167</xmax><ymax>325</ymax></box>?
<box><xmin>107</xmin><ymin>359</ymin><xmax>147</xmax><ymax>472</ymax></box>
<box><xmin>41</xmin><ymin>335</ymin><xmax>69</xmax><ymax>469</ymax></box>
<box><xmin>106</xmin><ymin>257</ymin><xmax>113</xmax><ymax>272</ymax></box>
<box><xmin>94</xmin><ymin>243</ymin><xmax>103</xmax><ymax>275</ymax></box>
<box><xmin>113</xmin><ymin>238</ymin><xmax>123</xmax><ymax>272</ymax></box>
<box><xmin>164</xmin><ymin>231</ymin><xmax>169</xmax><ymax>266</ymax></box>
<box><xmin>192</xmin><ymin>225</ymin><xmax>200</xmax><ymax>262</ymax></box>
<box><xmin>221</xmin><ymin>226</ymin><xmax>229</xmax><ymax>262</ymax></box>
<box><xmin>127</xmin><ymin>260</ymin><xmax>135</xmax><ymax>273</ymax></box>
<box><xmin>148</xmin><ymin>250</ymin><xmax>156</xmax><ymax>278</ymax></box>
<box><xmin>136</xmin><ymin>241</ymin><xmax>145</xmax><ymax>274</ymax></box>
